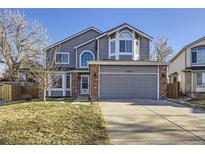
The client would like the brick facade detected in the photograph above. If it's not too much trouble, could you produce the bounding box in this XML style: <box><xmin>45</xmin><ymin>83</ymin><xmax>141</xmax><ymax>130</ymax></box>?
<box><xmin>71</xmin><ymin>72</ymin><xmax>79</xmax><ymax>98</ymax></box>
<box><xmin>159</xmin><ymin>65</ymin><xmax>167</xmax><ymax>98</ymax></box>
<box><xmin>185</xmin><ymin>71</ymin><xmax>192</xmax><ymax>97</ymax></box>
<box><xmin>89</xmin><ymin>64</ymin><xmax>99</xmax><ymax>101</ymax></box>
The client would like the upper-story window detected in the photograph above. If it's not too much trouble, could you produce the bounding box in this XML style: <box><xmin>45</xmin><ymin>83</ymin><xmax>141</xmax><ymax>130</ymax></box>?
<box><xmin>119</xmin><ymin>31</ymin><xmax>132</xmax><ymax>53</ymax></box>
<box><xmin>80</xmin><ymin>50</ymin><xmax>95</xmax><ymax>68</ymax></box>
<box><xmin>192</xmin><ymin>46</ymin><xmax>205</xmax><ymax>64</ymax></box>
<box><xmin>110</xmin><ymin>40</ymin><xmax>115</xmax><ymax>54</ymax></box>
<box><xmin>55</xmin><ymin>52</ymin><xmax>69</xmax><ymax>64</ymax></box>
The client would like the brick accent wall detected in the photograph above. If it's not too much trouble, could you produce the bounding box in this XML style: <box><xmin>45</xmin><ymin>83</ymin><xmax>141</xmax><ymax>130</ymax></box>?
<box><xmin>159</xmin><ymin>65</ymin><xmax>167</xmax><ymax>98</ymax></box>
<box><xmin>71</xmin><ymin>72</ymin><xmax>79</xmax><ymax>98</ymax></box>
<box><xmin>185</xmin><ymin>71</ymin><xmax>192</xmax><ymax>97</ymax></box>
<box><xmin>90</xmin><ymin>64</ymin><xmax>99</xmax><ymax>101</ymax></box>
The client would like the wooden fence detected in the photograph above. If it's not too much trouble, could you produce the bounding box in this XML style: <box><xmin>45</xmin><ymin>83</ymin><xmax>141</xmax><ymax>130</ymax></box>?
<box><xmin>167</xmin><ymin>82</ymin><xmax>180</xmax><ymax>99</ymax></box>
<box><xmin>0</xmin><ymin>82</ymin><xmax>39</xmax><ymax>101</ymax></box>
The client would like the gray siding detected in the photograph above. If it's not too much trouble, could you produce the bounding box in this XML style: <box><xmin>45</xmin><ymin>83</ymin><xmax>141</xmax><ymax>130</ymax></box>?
<box><xmin>140</xmin><ymin>37</ymin><xmax>150</xmax><ymax>60</ymax></box>
<box><xmin>77</xmin><ymin>40</ymin><xmax>97</xmax><ymax>68</ymax></box>
<box><xmin>119</xmin><ymin>55</ymin><xmax>132</xmax><ymax>60</ymax></box>
<box><xmin>47</xmin><ymin>29</ymin><xmax>100</xmax><ymax>69</ymax></box>
<box><xmin>50</xmin><ymin>91</ymin><xmax>63</xmax><ymax>97</ymax></box>
<box><xmin>100</xmin><ymin>66</ymin><xmax>158</xmax><ymax>73</ymax></box>
<box><xmin>99</xmin><ymin>36</ymin><xmax>109</xmax><ymax>60</ymax></box>
<box><xmin>100</xmin><ymin>74</ymin><xmax>157</xmax><ymax>99</ymax></box>
<box><xmin>110</xmin><ymin>56</ymin><xmax>115</xmax><ymax>60</ymax></box>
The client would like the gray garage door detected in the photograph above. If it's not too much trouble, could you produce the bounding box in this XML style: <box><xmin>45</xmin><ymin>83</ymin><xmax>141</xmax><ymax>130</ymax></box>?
<box><xmin>100</xmin><ymin>74</ymin><xmax>158</xmax><ymax>99</ymax></box>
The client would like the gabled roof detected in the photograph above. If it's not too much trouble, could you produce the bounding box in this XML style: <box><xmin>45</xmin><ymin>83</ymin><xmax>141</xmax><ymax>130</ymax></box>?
<box><xmin>96</xmin><ymin>23</ymin><xmax>153</xmax><ymax>40</ymax></box>
<box><xmin>46</xmin><ymin>27</ymin><xmax>102</xmax><ymax>50</ymax></box>
<box><xmin>74</xmin><ymin>38</ymin><xmax>96</xmax><ymax>49</ymax></box>
<box><xmin>170</xmin><ymin>36</ymin><xmax>205</xmax><ymax>62</ymax></box>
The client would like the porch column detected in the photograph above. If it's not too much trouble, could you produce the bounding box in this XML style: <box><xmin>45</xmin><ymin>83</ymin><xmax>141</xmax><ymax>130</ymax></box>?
<box><xmin>90</xmin><ymin>64</ymin><xmax>99</xmax><ymax>101</ymax></box>
<box><xmin>62</xmin><ymin>74</ymin><xmax>66</xmax><ymax>96</ymax></box>
<box><xmin>159</xmin><ymin>65</ymin><xmax>168</xmax><ymax>98</ymax></box>
<box><xmin>71</xmin><ymin>72</ymin><xmax>79</xmax><ymax>98</ymax></box>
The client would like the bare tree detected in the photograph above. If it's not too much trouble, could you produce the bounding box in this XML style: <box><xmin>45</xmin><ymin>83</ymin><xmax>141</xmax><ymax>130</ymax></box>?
<box><xmin>0</xmin><ymin>9</ymin><xmax>49</xmax><ymax>80</ymax></box>
<box><xmin>27</xmin><ymin>46</ymin><xmax>64</xmax><ymax>103</ymax></box>
<box><xmin>151</xmin><ymin>36</ymin><xmax>173</xmax><ymax>62</ymax></box>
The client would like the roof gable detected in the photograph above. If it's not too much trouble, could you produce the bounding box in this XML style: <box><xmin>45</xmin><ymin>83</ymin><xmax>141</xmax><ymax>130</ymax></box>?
<box><xmin>46</xmin><ymin>27</ymin><xmax>102</xmax><ymax>50</ymax></box>
<box><xmin>170</xmin><ymin>36</ymin><xmax>205</xmax><ymax>62</ymax></box>
<box><xmin>96</xmin><ymin>23</ymin><xmax>153</xmax><ymax>40</ymax></box>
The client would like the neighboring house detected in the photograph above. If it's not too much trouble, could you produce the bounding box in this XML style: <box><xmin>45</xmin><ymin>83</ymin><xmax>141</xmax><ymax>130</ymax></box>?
<box><xmin>46</xmin><ymin>23</ymin><xmax>168</xmax><ymax>100</ymax></box>
<box><xmin>169</xmin><ymin>36</ymin><xmax>205</xmax><ymax>98</ymax></box>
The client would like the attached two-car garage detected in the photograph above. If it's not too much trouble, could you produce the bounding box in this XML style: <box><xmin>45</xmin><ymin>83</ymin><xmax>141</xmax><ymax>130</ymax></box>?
<box><xmin>99</xmin><ymin>65</ymin><xmax>159</xmax><ymax>99</ymax></box>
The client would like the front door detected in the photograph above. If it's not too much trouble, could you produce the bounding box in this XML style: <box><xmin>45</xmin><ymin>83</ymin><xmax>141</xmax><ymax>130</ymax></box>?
<box><xmin>80</xmin><ymin>75</ymin><xmax>89</xmax><ymax>94</ymax></box>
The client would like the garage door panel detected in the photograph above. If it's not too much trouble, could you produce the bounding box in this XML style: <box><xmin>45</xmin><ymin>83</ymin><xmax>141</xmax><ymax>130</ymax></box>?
<box><xmin>100</xmin><ymin>74</ymin><xmax>157</xmax><ymax>99</ymax></box>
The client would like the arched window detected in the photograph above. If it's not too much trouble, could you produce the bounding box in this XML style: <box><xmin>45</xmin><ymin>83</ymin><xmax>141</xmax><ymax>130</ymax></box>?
<box><xmin>119</xmin><ymin>31</ymin><xmax>132</xmax><ymax>53</ymax></box>
<box><xmin>80</xmin><ymin>50</ymin><xmax>95</xmax><ymax>68</ymax></box>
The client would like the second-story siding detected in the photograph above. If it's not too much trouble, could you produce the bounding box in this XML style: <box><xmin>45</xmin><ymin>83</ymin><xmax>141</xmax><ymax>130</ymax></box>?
<box><xmin>46</xmin><ymin>29</ymin><xmax>100</xmax><ymax>69</ymax></box>
<box><xmin>140</xmin><ymin>37</ymin><xmax>150</xmax><ymax>60</ymax></box>
<box><xmin>98</xmin><ymin>35</ymin><xmax>109</xmax><ymax>60</ymax></box>
<box><xmin>76</xmin><ymin>40</ymin><xmax>97</xmax><ymax>68</ymax></box>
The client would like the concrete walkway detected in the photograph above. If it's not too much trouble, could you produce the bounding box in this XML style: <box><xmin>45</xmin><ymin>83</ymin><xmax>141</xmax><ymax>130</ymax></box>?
<box><xmin>100</xmin><ymin>99</ymin><xmax>205</xmax><ymax>145</ymax></box>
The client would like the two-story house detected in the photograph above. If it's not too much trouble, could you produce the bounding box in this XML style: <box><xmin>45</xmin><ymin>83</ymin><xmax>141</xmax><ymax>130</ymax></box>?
<box><xmin>169</xmin><ymin>36</ymin><xmax>205</xmax><ymax>98</ymax></box>
<box><xmin>46</xmin><ymin>23</ymin><xmax>167</xmax><ymax>100</ymax></box>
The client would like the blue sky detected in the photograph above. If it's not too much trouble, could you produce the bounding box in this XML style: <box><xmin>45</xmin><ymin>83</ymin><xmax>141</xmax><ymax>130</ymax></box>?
<box><xmin>1</xmin><ymin>8</ymin><xmax>205</xmax><ymax>76</ymax></box>
<box><xmin>12</xmin><ymin>8</ymin><xmax>205</xmax><ymax>54</ymax></box>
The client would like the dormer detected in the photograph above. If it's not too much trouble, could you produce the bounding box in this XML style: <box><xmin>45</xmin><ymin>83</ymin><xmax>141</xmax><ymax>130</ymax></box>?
<box><xmin>96</xmin><ymin>23</ymin><xmax>153</xmax><ymax>61</ymax></box>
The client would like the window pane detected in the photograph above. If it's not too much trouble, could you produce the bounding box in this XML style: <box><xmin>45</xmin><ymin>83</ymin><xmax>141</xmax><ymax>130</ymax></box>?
<box><xmin>62</xmin><ymin>54</ymin><xmax>68</xmax><ymax>63</ymax></box>
<box><xmin>192</xmin><ymin>52</ymin><xmax>197</xmax><ymax>63</ymax></box>
<box><xmin>192</xmin><ymin>47</ymin><xmax>205</xmax><ymax>63</ymax></box>
<box><xmin>126</xmin><ymin>40</ymin><xmax>132</xmax><ymax>53</ymax></box>
<box><xmin>56</xmin><ymin>54</ymin><xmax>62</xmax><ymax>63</ymax></box>
<box><xmin>66</xmin><ymin>75</ymin><xmax>70</xmax><ymax>89</ymax></box>
<box><xmin>81</xmin><ymin>52</ymin><xmax>94</xmax><ymax>67</ymax></box>
<box><xmin>110</xmin><ymin>41</ymin><xmax>115</xmax><ymax>53</ymax></box>
<box><xmin>56</xmin><ymin>53</ymin><xmax>69</xmax><ymax>63</ymax></box>
<box><xmin>197</xmin><ymin>73</ymin><xmax>202</xmax><ymax>85</ymax></box>
<box><xmin>120</xmin><ymin>40</ymin><xmax>125</xmax><ymax>52</ymax></box>
<box><xmin>197</xmin><ymin>50</ymin><xmax>205</xmax><ymax>63</ymax></box>
<box><xmin>119</xmin><ymin>31</ymin><xmax>132</xmax><ymax>39</ymax></box>
<box><xmin>51</xmin><ymin>75</ymin><xmax>62</xmax><ymax>88</ymax></box>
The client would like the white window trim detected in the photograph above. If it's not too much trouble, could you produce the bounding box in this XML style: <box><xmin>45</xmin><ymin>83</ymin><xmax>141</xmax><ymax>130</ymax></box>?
<box><xmin>79</xmin><ymin>50</ymin><xmax>95</xmax><ymax>68</ymax></box>
<box><xmin>197</xmin><ymin>72</ymin><xmax>205</xmax><ymax>86</ymax></box>
<box><xmin>48</xmin><ymin>73</ymin><xmax>72</xmax><ymax>97</ymax></box>
<box><xmin>55</xmin><ymin>52</ymin><xmax>70</xmax><ymax>64</ymax></box>
<box><xmin>49</xmin><ymin>73</ymin><xmax>63</xmax><ymax>90</ymax></box>
<box><xmin>191</xmin><ymin>47</ymin><xmax>205</xmax><ymax>64</ymax></box>
<box><xmin>108</xmin><ymin>30</ymin><xmax>134</xmax><ymax>59</ymax></box>
<box><xmin>109</xmin><ymin>39</ymin><xmax>116</xmax><ymax>54</ymax></box>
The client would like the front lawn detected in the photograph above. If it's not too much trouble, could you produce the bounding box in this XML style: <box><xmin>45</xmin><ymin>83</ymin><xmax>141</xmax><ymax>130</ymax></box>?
<box><xmin>0</xmin><ymin>101</ymin><xmax>109</xmax><ymax>144</ymax></box>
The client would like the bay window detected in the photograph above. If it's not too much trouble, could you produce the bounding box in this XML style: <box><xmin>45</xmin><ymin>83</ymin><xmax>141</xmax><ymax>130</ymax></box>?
<box><xmin>119</xmin><ymin>31</ymin><xmax>132</xmax><ymax>53</ymax></box>
<box><xmin>119</xmin><ymin>40</ymin><xmax>132</xmax><ymax>53</ymax></box>
<box><xmin>110</xmin><ymin>40</ymin><xmax>115</xmax><ymax>54</ymax></box>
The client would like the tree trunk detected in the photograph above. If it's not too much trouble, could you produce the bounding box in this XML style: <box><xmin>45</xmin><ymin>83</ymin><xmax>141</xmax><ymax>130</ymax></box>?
<box><xmin>43</xmin><ymin>90</ymin><xmax>46</xmax><ymax>103</ymax></box>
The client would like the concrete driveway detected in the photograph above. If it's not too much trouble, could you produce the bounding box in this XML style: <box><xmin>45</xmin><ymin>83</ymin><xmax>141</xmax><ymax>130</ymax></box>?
<box><xmin>100</xmin><ymin>99</ymin><xmax>205</xmax><ymax>145</ymax></box>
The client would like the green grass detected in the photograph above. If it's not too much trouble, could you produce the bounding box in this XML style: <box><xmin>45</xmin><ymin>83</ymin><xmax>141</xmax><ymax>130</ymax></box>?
<box><xmin>187</xmin><ymin>100</ymin><xmax>205</xmax><ymax>110</ymax></box>
<box><xmin>0</xmin><ymin>101</ymin><xmax>110</xmax><ymax>145</ymax></box>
